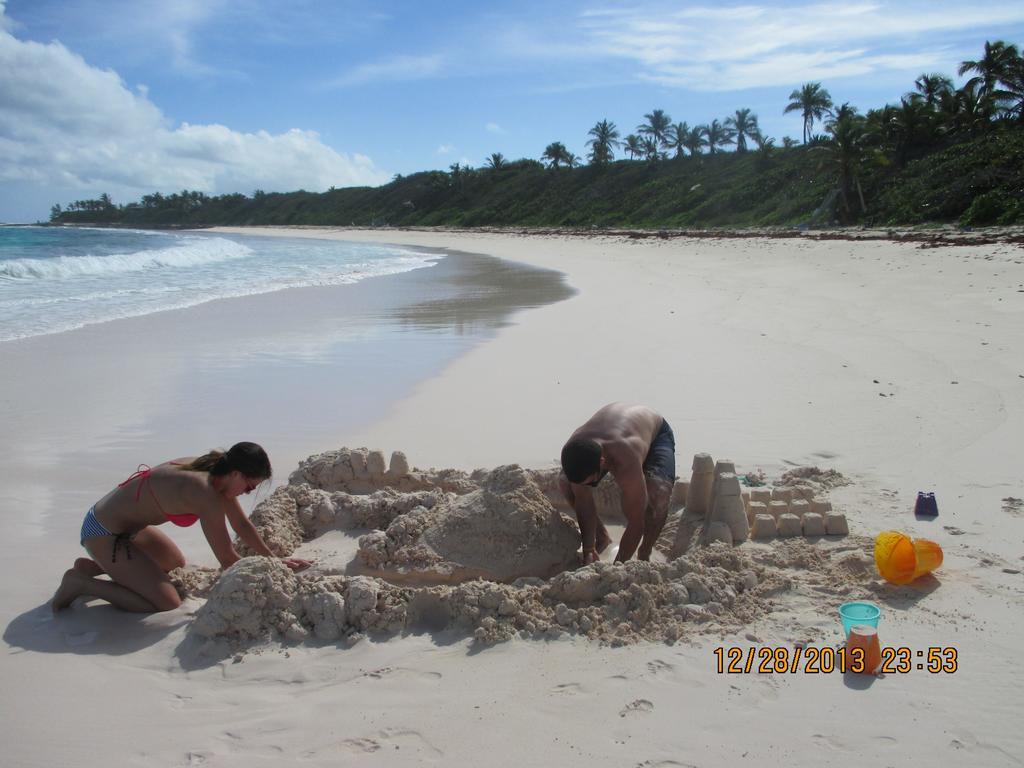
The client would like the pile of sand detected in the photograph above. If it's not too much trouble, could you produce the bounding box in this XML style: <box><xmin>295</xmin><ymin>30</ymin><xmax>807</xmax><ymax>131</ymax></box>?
<box><xmin>241</xmin><ymin>461</ymin><xmax>580</xmax><ymax>582</ymax></box>
<box><xmin>776</xmin><ymin>466</ymin><xmax>851</xmax><ymax>496</ymax></box>
<box><xmin>189</xmin><ymin>547</ymin><xmax>762</xmax><ymax>651</ymax></box>
<box><xmin>179</xmin><ymin>448</ymin><xmax>877</xmax><ymax>656</ymax></box>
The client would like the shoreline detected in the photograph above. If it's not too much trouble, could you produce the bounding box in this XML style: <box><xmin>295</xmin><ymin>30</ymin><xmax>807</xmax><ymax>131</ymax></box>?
<box><xmin>34</xmin><ymin>219</ymin><xmax>1024</xmax><ymax>247</ymax></box>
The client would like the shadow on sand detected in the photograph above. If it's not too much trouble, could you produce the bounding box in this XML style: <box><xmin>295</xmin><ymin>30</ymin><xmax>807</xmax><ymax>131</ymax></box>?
<box><xmin>4</xmin><ymin>600</ymin><xmax>188</xmax><ymax>657</ymax></box>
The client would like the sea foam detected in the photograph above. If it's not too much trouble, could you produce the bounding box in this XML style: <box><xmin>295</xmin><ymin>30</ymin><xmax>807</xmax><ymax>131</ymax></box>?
<box><xmin>0</xmin><ymin>237</ymin><xmax>252</xmax><ymax>280</ymax></box>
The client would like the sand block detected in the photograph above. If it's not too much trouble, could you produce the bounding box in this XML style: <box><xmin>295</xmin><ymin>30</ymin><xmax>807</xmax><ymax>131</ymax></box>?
<box><xmin>366</xmin><ymin>450</ymin><xmax>387</xmax><ymax>478</ymax></box>
<box><xmin>741</xmin><ymin>491</ymin><xmax>750</xmax><ymax>508</ymax></box>
<box><xmin>712</xmin><ymin>493</ymin><xmax>749</xmax><ymax>542</ymax></box>
<box><xmin>713</xmin><ymin>459</ymin><xmax>736</xmax><ymax>478</ymax></box>
<box><xmin>777</xmin><ymin>513</ymin><xmax>802</xmax><ymax>537</ymax></box>
<box><xmin>388</xmin><ymin>451</ymin><xmax>410</xmax><ymax>476</ymax></box>
<box><xmin>706</xmin><ymin>521</ymin><xmax>733</xmax><ymax>545</ymax></box>
<box><xmin>810</xmin><ymin>499</ymin><xmax>832</xmax><ymax>515</ymax></box>
<box><xmin>688</xmin><ymin>453</ymin><xmax>715</xmax><ymax>516</ymax></box>
<box><xmin>747</xmin><ymin>501</ymin><xmax>768</xmax><ymax>525</ymax></box>
<box><xmin>771</xmin><ymin>487</ymin><xmax>793</xmax><ymax>503</ymax></box>
<box><xmin>692</xmin><ymin>453</ymin><xmax>715</xmax><ymax>472</ymax></box>
<box><xmin>768</xmin><ymin>500</ymin><xmax>789</xmax><ymax>520</ymax></box>
<box><xmin>801</xmin><ymin>512</ymin><xmax>826</xmax><ymax>536</ymax></box>
<box><xmin>715</xmin><ymin>472</ymin><xmax>742</xmax><ymax>497</ymax></box>
<box><xmin>790</xmin><ymin>485</ymin><xmax>816</xmax><ymax>502</ymax></box>
<box><xmin>350</xmin><ymin>450</ymin><xmax>368</xmax><ymax>479</ymax></box>
<box><xmin>750</xmin><ymin>488</ymin><xmax>772</xmax><ymax>505</ymax></box>
<box><xmin>825</xmin><ymin>512</ymin><xmax>849</xmax><ymax>536</ymax></box>
<box><xmin>751</xmin><ymin>514</ymin><xmax>777</xmax><ymax>540</ymax></box>
<box><xmin>789</xmin><ymin>499</ymin><xmax>811</xmax><ymax>519</ymax></box>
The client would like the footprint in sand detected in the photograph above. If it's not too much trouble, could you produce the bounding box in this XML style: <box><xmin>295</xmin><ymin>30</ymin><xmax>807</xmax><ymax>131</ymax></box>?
<box><xmin>811</xmin><ymin>733</ymin><xmax>852</xmax><ymax>753</ymax></box>
<box><xmin>645</xmin><ymin>659</ymin><xmax>674</xmax><ymax>675</ymax></box>
<box><xmin>620</xmin><ymin>699</ymin><xmax>654</xmax><ymax>717</ymax></box>
<box><xmin>339</xmin><ymin>738</ymin><xmax>381</xmax><ymax>754</ymax></box>
<box><xmin>1001</xmin><ymin>497</ymin><xmax>1023</xmax><ymax>517</ymax></box>
<box><xmin>550</xmin><ymin>682</ymin><xmax>585</xmax><ymax>696</ymax></box>
<box><xmin>361</xmin><ymin>667</ymin><xmax>442</xmax><ymax>682</ymax></box>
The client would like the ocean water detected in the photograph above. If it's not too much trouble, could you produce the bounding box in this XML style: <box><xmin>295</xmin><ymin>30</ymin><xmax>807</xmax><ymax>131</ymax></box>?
<box><xmin>0</xmin><ymin>226</ymin><xmax>440</xmax><ymax>342</ymax></box>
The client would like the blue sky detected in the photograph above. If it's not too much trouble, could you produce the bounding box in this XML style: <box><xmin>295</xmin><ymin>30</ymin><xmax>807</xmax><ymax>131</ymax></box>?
<box><xmin>2</xmin><ymin>0</ymin><xmax>1023</xmax><ymax>222</ymax></box>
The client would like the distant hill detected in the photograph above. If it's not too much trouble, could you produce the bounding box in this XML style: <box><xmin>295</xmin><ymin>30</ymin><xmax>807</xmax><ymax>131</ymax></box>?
<box><xmin>49</xmin><ymin>129</ymin><xmax>1023</xmax><ymax>230</ymax></box>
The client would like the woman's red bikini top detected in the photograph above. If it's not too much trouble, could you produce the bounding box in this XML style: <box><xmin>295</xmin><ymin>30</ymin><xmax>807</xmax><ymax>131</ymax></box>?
<box><xmin>119</xmin><ymin>463</ymin><xmax>200</xmax><ymax>527</ymax></box>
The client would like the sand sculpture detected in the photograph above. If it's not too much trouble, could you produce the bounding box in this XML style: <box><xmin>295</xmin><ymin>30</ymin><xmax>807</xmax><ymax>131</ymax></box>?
<box><xmin>177</xmin><ymin>447</ymin><xmax>855</xmax><ymax>657</ymax></box>
<box><xmin>687</xmin><ymin>453</ymin><xmax>715</xmax><ymax>516</ymax></box>
<box><xmin>672</xmin><ymin>454</ymin><xmax>849</xmax><ymax>549</ymax></box>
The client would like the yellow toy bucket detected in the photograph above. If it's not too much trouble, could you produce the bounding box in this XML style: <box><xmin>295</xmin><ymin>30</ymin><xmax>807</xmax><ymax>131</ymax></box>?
<box><xmin>874</xmin><ymin>530</ymin><xmax>943</xmax><ymax>585</ymax></box>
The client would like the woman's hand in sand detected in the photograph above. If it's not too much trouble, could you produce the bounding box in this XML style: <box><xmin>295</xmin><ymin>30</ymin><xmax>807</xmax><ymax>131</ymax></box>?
<box><xmin>282</xmin><ymin>557</ymin><xmax>313</xmax><ymax>572</ymax></box>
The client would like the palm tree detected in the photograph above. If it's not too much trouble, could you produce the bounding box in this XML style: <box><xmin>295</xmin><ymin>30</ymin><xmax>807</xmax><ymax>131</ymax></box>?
<box><xmin>623</xmin><ymin>134</ymin><xmax>643</xmax><ymax>160</ymax></box>
<box><xmin>665</xmin><ymin>122</ymin><xmax>690</xmax><ymax>158</ymax></box>
<box><xmin>784</xmin><ymin>82</ymin><xmax>834</xmax><ymax>143</ymax></box>
<box><xmin>486</xmin><ymin>153</ymin><xmax>507</xmax><ymax>170</ymax></box>
<box><xmin>683</xmin><ymin>126</ymin><xmax>708</xmax><ymax>156</ymax></box>
<box><xmin>751</xmin><ymin>130</ymin><xmax>776</xmax><ymax>167</ymax></box>
<box><xmin>725</xmin><ymin>108</ymin><xmax>759</xmax><ymax>152</ymax></box>
<box><xmin>959</xmin><ymin>40</ymin><xmax>1020</xmax><ymax>101</ymax></box>
<box><xmin>913</xmin><ymin>73</ymin><xmax>954</xmax><ymax>108</ymax></box>
<box><xmin>542</xmin><ymin>141</ymin><xmax>571</xmax><ymax>169</ymax></box>
<box><xmin>702</xmin><ymin>119</ymin><xmax>735</xmax><ymax>154</ymax></box>
<box><xmin>944</xmin><ymin>82</ymin><xmax>996</xmax><ymax>134</ymax></box>
<box><xmin>818</xmin><ymin>113</ymin><xmax>869</xmax><ymax>222</ymax></box>
<box><xmin>586</xmin><ymin>119</ymin><xmax>621</xmax><ymax>165</ymax></box>
<box><xmin>829</xmin><ymin>102</ymin><xmax>859</xmax><ymax>125</ymax></box>
<box><xmin>872</xmin><ymin>97</ymin><xmax>934</xmax><ymax>165</ymax></box>
<box><xmin>782</xmin><ymin>136</ymin><xmax>799</xmax><ymax>148</ymax></box>
<box><xmin>641</xmin><ymin>137</ymin><xmax>664</xmax><ymax>161</ymax></box>
<box><xmin>996</xmin><ymin>56</ymin><xmax>1024</xmax><ymax>121</ymax></box>
<box><xmin>752</xmin><ymin>129</ymin><xmax>774</xmax><ymax>152</ymax></box>
<box><xmin>637</xmin><ymin>109</ymin><xmax>672</xmax><ymax>157</ymax></box>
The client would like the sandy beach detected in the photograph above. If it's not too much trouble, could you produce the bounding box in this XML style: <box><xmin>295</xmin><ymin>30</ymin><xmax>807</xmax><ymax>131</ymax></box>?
<box><xmin>2</xmin><ymin>227</ymin><xmax>1023</xmax><ymax>767</ymax></box>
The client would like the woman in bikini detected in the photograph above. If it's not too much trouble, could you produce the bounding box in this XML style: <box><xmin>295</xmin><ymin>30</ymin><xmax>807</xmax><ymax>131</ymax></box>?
<box><xmin>52</xmin><ymin>441</ymin><xmax>310</xmax><ymax>613</ymax></box>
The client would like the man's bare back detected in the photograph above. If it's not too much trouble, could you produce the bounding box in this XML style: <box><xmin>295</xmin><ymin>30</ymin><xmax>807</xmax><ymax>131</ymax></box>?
<box><xmin>560</xmin><ymin>403</ymin><xmax>676</xmax><ymax>563</ymax></box>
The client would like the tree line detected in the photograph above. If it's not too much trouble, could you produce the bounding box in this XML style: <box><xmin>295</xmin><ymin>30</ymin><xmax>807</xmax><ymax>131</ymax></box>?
<box><xmin>51</xmin><ymin>40</ymin><xmax>1022</xmax><ymax>227</ymax></box>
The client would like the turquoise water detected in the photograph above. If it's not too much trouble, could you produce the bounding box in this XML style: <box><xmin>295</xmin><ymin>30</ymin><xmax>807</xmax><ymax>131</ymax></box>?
<box><xmin>0</xmin><ymin>226</ymin><xmax>439</xmax><ymax>341</ymax></box>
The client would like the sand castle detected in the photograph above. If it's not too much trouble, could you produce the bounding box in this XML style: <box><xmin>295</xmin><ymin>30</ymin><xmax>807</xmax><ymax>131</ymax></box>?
<box><xmin>177</xmin><ymin>447</ymin><xmax>856</xmax><ymax>657</ymax></box>
<box><xmin>673</xmin><ymin>454</ymin><xmax>849</xmax><ymax>550</ymax></box>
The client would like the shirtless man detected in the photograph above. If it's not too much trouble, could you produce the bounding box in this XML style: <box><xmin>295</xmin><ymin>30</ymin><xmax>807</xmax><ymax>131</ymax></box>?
<box><xmin>559</xmin><ymin>403</ymin><xmax>676</xmax><ymax>564</ymax></box>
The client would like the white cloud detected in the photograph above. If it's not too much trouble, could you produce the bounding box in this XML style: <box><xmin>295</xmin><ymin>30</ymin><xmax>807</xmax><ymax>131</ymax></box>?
<box><xmin>576</xmin><ymin>1</ymin><xmax>1024</xmax><ymax>90</ymax></box>
<box><xmin>326</xmin><ymin>53</ymin><xmax>444</xmax><ymax>87</ymax></box>
<box><xmin>0</xmin><ymin>14</ymin><xmax>389</xmax><ymax>208</ymax></box>
<box><xmin>436</xmin><ymin>144</ymin><xmax>455</xmax><ymax>155</ymax></box>
<box><xmin>485</xmin><ymin>122</ymin><xmax>505</xmax><ymax>134</ymax></box>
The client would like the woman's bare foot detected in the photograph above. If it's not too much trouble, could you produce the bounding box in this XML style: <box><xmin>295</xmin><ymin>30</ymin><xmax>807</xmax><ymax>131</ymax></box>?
<box><xmin>74</xmin><ymin>557</ymin><xmax>104</xmax><ymax>577</ymax></box>
<box><xmin>595</xmin><ymin>530</ymin><xmax>613</xmax><ymax>556</ymax></box>
<box><xmin>52</xmin><ymin>569</ymin><xmax>85</xmax><ymax>612</ymax></box>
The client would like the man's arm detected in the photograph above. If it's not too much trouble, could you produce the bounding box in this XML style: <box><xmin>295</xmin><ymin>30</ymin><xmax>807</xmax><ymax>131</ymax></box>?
<box><xmin>564</xmin><ymin>478</ymin><xmax>601</xmax><ymax>562</ymax></box>
<box><xmin>614</xmin><ymin>460</ymin><xmax>648</xmax><ymax>562</ymax></box>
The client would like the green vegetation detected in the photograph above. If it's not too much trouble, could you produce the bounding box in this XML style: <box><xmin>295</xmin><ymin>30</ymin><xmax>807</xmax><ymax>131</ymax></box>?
<box><xmin>51</xmin><ymin>40</ymin><xmax>1024</xmax><ymax>230</ymax></box>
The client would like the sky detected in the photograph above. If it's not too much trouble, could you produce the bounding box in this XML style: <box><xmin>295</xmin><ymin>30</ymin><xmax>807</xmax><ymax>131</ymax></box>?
<box><xmin>2</xmin><ymin>0</ymin><xmax>1023</xmax><ymax>222</ymax></box>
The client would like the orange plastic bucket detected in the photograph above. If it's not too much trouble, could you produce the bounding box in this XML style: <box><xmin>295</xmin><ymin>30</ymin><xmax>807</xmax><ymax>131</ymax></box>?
<box><xmin>874</xmin><ymin>531</ymin><xmax>943</xmax><ymax>585</ymax></box>
<box><xmin>846</xmin><ymin>625</ymin><xmax>882</xmax><ymax>674</ymax></box>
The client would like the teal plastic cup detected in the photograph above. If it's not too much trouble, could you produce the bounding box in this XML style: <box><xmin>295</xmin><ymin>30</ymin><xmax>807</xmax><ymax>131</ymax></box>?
<box><xmin>839</xmin><ymin>601</ymin><xmax>880</xmax><ymax>636</ymax></box>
